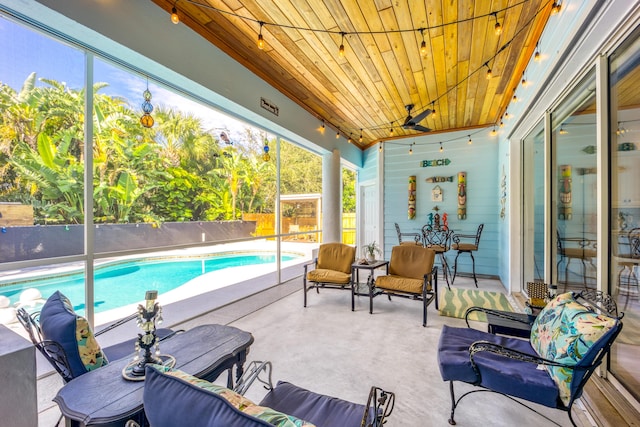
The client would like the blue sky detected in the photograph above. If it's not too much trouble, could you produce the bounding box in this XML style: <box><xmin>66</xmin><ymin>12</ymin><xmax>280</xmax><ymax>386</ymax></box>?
<box><xmin>0</xmin><ymin>17</ymin><xmax>251</xmax><ymax>141</ymax></box>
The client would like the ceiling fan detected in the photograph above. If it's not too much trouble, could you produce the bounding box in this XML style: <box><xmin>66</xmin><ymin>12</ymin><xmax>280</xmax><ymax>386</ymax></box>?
<box><xmin>402</xmin><ymin>104</ymin><xmax>432</xmax><ymax>132</ymax></box>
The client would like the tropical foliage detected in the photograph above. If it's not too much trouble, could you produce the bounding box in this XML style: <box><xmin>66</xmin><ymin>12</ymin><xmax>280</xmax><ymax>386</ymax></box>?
<box><xmin>0</xmin><ymin>73</ymin><xmax>355</xmax><ymax>225</ymax></box>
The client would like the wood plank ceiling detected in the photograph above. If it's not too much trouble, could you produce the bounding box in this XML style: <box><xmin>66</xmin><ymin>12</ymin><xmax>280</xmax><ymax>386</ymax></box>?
<box><xmin>151</xmin><ymin>0</ymin><xmax>556</xmax><ymax>149</ymax></box>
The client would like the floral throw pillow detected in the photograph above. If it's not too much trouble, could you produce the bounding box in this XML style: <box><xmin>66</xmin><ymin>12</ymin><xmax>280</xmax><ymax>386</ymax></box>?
<box><xmin>530</xmin><ymin>292</ymin><xmax>617</xmax><ymax>405</ymax></box>
<box><xmin>154</xmin><ymin>365</ymin><xmax>316</xmax><ymax>427</ymax></box>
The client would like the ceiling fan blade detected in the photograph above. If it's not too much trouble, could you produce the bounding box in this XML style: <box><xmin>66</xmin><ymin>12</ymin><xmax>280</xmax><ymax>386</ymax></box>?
<box><xmin>408</xmin><ymin>109</ymin><xmax>432</xmax><ymax>125</ymax></box>
<box><xmin>411</xmin><ymin>124</ymin><xmax>432</xmax><ymax>132</ymax></box>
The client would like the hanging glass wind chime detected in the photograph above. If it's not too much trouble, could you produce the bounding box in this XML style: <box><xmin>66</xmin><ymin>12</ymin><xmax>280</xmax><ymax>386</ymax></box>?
<box><xmin>140</xmin><ymin>81</ymin><xmax>154</xmax><ymax>128</ymax></box>
<box><xmin>263</xmin><ymin>139</ymin><xmax>270</xmax><ymax>161</ymax></box>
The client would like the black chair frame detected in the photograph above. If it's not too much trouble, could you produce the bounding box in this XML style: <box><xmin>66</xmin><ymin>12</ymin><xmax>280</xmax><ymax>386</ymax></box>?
<box><xmin>422</xmin><ymin>225</ymin><xmax>453</xmax><ymax>288</ymax></box>
<box><xmin>451</xmin><ymin>224</ymin><xmax>484</xmax><ymax>287</ymax></box>
<box><xmin>394</xmin><ymin>222</ymin><xmax>421</xmax><ymax>245</ymax></box>
<box><xmin>303</xmin><ymin>258</ymin><xmax>352</xmax><ymax>307</ymax></box>
<box><xmin>235</xmin><ymin>361</ymin><xmax>396</xmax><ymax>427</ymax></box>
<box><xmin>371</xmin><ymin>265</ymin><xmax>439</xmax><ymax>327</ymax></box>
<box><xmin>445</xmin><ymin>290</ymin><xmax>623</xmax><ymax>427</ymax></box>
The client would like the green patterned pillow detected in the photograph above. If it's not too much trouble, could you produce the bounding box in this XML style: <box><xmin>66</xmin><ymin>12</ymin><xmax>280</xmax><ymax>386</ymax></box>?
<box><xmin>153</xmin><ymin>365</ymin><xmax>316</xmax><ymax>427</ymax></box>
<box><xmin>530</xmin><ymin>292</ymin><xmax>617</xmax><ymax>405</ymax></box>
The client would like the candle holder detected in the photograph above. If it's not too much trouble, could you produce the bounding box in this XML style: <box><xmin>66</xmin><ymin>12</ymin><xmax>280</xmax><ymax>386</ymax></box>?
<box><xmin>123</xmin><ymin>290</ymin><xmax>175</xmax><ymax>381</ymax></box>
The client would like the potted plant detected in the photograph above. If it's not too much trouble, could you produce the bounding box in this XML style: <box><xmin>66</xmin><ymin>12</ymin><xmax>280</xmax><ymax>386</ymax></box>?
<box><xmin>363</xmin><ymin>241</ymin><xmax>382</xmax><ymax>263</ymax></box>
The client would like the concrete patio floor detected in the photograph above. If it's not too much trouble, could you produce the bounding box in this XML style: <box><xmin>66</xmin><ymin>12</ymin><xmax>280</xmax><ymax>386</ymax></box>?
<box><xmin>37</xmin><ymin>273</ymin><xmax>612</xmax><ymax>426</ymax></box>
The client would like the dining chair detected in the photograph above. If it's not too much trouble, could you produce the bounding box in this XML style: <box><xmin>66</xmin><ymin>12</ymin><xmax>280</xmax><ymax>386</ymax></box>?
<box><xmin>421</xmin><ymin>225</ymin><xmax>453</xmax><ymax>288</ymax></box>
<box><xmin>617</xmin><ymin>227</ymin><xmax>640</xmax><ymax>307</ymax></box>
<box><xmin>451</xmin><ymin>224</ymin><xmax>484</xmax><ymax>287</ymax></box>
<box><xmin>556</xmin><ymin>230</ymin><xmax>597</xmax><ymax>291</ymax></box>
<box><xmin>394</xmin><ymin>222</ymin><xmax>422</xmax><ymax>245</ymax></box>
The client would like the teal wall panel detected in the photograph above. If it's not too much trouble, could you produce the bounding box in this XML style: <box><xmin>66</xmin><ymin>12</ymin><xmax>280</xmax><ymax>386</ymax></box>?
<box><xmin>383</xmin><ymin>130</ymin><xmax>501</xmax><ymax>278</ymax></box>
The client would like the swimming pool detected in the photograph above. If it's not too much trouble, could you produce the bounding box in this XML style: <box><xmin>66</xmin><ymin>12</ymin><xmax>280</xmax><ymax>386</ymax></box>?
<box><xmin>0</xmin><ymin>252</ymin><xmax>299</xmax><ymax>314</ymax></box>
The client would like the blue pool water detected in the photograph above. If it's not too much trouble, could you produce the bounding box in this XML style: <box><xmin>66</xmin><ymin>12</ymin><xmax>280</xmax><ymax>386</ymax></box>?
<box><xmin>1</xmin><ymin>253</ymin><xmax>297</xmax><ymax>314</ymax></box>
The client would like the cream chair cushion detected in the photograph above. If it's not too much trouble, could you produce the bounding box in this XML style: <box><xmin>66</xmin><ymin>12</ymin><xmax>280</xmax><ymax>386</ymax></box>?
<box><xmin>375</xmin><ymin>246</ymin><xmax>435</xmax><ymax>294</ymax></box>
<box><xmin>307</xmin><ymin>243</ymin><xmax>356</xmax><ymax>285</ymax></box>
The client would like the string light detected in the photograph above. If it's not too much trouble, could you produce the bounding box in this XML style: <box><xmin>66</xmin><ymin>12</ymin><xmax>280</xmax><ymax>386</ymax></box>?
<box><xmin>492</xmin><ymin>12</ymin><xmax>502</xmax><ymax>36</ymax></box>
<box><xmin>551</xmin><ymin>1</ymin><xmax>562</xmax><ymax>15</ymax></box>
<box><xmin>439</xmin><ymin>142</ymin><xmax>443</xmax><ymax>153</ymax></box>
<box><xmin>167</xmin><ymin>3</ymin><xmax>546</xmax><ymax>138</ymax></box>
<box><xmin>170</xmin><ymin>1</ymin><xmax>180</xmax><ymax>24</ymax></box>
<box><xmin>468</xmin><ymin>135</ymin><xmax>472</xmax><ymax>145</ymax></box>
<box><xmin>534</xmin><ymin>42</ymin><xmax>541</xmax><ymax>62</ymax></box>
<box><xmin>512</xmin><ymin>92</ymin><xmax>518</xmax><ymax>102</ymax></box>
<box><xmin>490</xmin><ymin>126</ymin><xmax>497</xmax><ymax>136</ymax></box>
<box><xmin>257</xmin><ymin>22</ymin><xmax>265</xmax><ymax>50</ymax></box>
<box><xmin>348</xmin><ymin>132</ymin><xmax>353</xmax><ymax>143</ymax></box>
<box><xmin>521</xmin><ymin>71</ymin><xmax>528</xmax><ymax>87</ymax></box>
<box><xmin>359</xmin><ymin>129</ymin><xmax>363</xmax><ymax>143</ymax></box>
<box><xmin>409</xmin><ymin>142</ymin><xmax>414</xmax><ymax>155</ymax></box>
<box><xmin>379</xmin><ymin>143</ymin><xmax>383</xmax><ymax>152</ymax></box>
<box><xmin>499</xmin><ymin>119</ymin><xmax>504</xmax><ymax>128</ymax></box>
<box><xmin>559</xmin><ymin>126</ymin><xmax>568</xmax><ymax>135</ymax></box>
<box><xmin>389</xmin><ymin>125</ymin><xmax>394</xmax><ymax>137</ymax></box>
<box><xmin>419</xmin><ymin>29</ymin><xmax>428</xmax><ymax>57</ymax></box>
<box><xmin>431</xmin><ymin>102</ymin><xmax>436</xmax><ymax>118</ymax></box>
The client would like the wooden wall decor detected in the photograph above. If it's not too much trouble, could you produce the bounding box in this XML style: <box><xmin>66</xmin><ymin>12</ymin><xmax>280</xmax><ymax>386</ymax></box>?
<box><xmin>408</xmin><ymin>176</ymin><xmax>416</xmax><ymax>219</ymax></box>
<box><xmin>457</xmin><ymin>172</ymin><xmax>467</xmax><ymax>220</ymax></box>
<box><xmin>559</xmin><ymin>165</ymin><xmax>572</xmax><ymax>220</ymax></box>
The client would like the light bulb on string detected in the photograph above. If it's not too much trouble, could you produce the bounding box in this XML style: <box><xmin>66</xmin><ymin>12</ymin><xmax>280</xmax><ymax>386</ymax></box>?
<box><xmin>468</xmin><ymin>135</ymin><xmax>472</xmax><ymax>145</ymax></box>
<box><xmin>379</xmin><ymin>143</ymin><xmax>383</xmax><ymax>152</ymax></box>
<box><xmin>492</xmin><ymin>13</ymin><xmax>502</xmax><ymax>35</ymax></box>
<box><xmin>534</xmin><ymin>42</ymin><xmax>541</xmax><ymax>62</ymax></box>
<box><xmin>485</xmin><ymin>62</ymin><xmax>492</xmax><ymax>79</ymax></box>
<box><xmin>419</xmin><ymin>29</ymin><xmax>427</xmax><ymax>57</ymax></box>
<box><xmin>551</xmin><ymin>1</ymin><xmax>562</xmax><ymax>15</ymax></box>
<box><xmin>359</xmin><ymin>129</ymin><xmax>363</xmax><ymax>144</ymax></box>
<box><xmin>409</xmin><ymin>142</ymin><xmax>414</xmax><ymax>155</ymax></box>
<box><xmin>336</xmin><ymin>128</ymin><xmax>340</xmax><ymax>139</ymax></box>
<box><xmin>439</xmin><ymin>142</ymin><xmax>443</xmax><ymax>153</ymax></box>
<box><xmin>257</xmin><ymin>22</ymin><xmax>265</xmax><ymax>50</ymax></box>
<box><xmin>490</xmin><ymin>126</ymin><xmax>497</xmax><ymax>137</ymax></box>
<box><xmin>431</xmin><ymin>102</ymin><xmax>436</xmax><ymax>118</ymax></box>
<box><xmin>389</xmin><ymin>124</ymin><xmax>394</xmax><ymax>137</ymax></box>
<box><xmin>521</xmin><ymin>72</ymin><xmax>528</xmax><ymax>87</ymax></box>
<box><xmin>170</xmin><ymin>2</ymin><xmax>180</xmax><ymax>24</ymax></box>
<box><xmin>339</xmin><ymin>32</ymin><xmax>346</xmax><ymax>57</ymax></box>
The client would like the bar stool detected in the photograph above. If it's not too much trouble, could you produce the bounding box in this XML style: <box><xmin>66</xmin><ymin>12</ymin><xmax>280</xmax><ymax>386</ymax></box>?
<box><xmin>451</xmin><ymin>224</ymin><xmax>484</xmax><ymax>287</ymax></box>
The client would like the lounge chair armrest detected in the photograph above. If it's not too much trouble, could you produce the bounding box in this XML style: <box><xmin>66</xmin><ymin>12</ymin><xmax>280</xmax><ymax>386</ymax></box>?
<box><xmin>363</xmin><ymin>386</ymin><xmax>396</xmax><ymax>427</ymax></box>
<box><xmin>469</xmin><ymin>340</ymin><xmax>571</xmax><ymax>371</ymax></box>
<box><xmin>464</xmin><ymin>307</ymin><xmax>531</xmax><ymax>328</ymax></box>
<box><xmin>233</xmin><ymin>360</ymin><xmax>274</xmax><ymax>396</ymax></box>
<box><xmin>303</xmin><ymin>258</ymin><xmax>318</xmax><ymax>273</ymax></box>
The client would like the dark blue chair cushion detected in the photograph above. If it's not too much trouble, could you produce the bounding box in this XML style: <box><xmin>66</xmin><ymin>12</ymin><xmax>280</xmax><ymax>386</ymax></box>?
<box><xmin>40</xmin><ymin>291</ymin><xmax>108</xmax><ymax>379</ymax></box>
<box><xmin>144</xmin><ymin>365</ymin><xmax>273</xmax><ymax>427</ymax></box>
<box><xmin>260</xmin><ymin>381</ymin><xmax>374</xmax><ymax>427</ymax></box>
<box><xmin>437</xmin><ymin>325</ymin><xmax>560</xmax><ymax>408</ymax></box>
